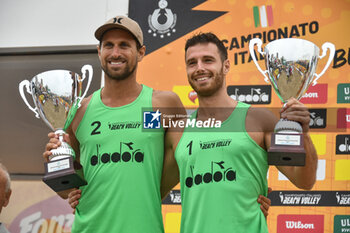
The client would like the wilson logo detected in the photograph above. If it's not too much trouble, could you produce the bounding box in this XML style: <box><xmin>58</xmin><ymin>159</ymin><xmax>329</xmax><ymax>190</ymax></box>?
<box><xmin>300</xmin><ymin>83</ymin><xmax>328</xmax><ymax>104</ymax></box>
<box><xmin>277</xmin><ymin>215</ymin><xmax>324</xmax><ymax>232</ymax></box>
<box><xmin>285</xmin><ymin>221</ymin><xmax>314</xmax><ymax>229</ymax></box>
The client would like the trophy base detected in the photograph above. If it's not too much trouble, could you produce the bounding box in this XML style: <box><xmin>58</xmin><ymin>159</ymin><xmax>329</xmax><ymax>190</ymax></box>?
<box><xmin>268</xmin><ymin>133</ymin><xmax>306</xmax><ymax>166</ymax></box>
<box><xmin>43</xmin><ymin>157</ymin><xmax>87</xmax><ymax>192</ymax></box>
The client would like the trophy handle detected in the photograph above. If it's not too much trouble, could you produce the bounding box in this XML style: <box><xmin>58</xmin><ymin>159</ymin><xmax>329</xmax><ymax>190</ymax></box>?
<box><xmin>312</xmin><ymin>42</ymin><xmax>335</xmax><ymax>86</ymax></box>
<box><xmin>77</xmin><ymin>64</ymin><xmax>93</xmax><ymax>107</ymax></box>
<box><xmin>19</xmin><ymin>80</ymin><xmax>40</xmax><ymax>118</ymax></box>
<box><xmin>249</xmin><ymin>38</ymin><xmax>269</xmax><ymax>83</ymax></box>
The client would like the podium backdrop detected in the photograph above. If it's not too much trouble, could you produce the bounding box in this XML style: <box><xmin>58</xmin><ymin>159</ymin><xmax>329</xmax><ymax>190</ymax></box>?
<box><xmin>2</xmin><ymin>0</ymin><xmax>349</xmax><ymax>232</ymax></box>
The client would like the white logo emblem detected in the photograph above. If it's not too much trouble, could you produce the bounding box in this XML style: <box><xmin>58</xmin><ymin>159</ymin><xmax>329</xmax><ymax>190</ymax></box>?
<box><xmin>338</xmin><ymin>137</ymin><xmax>350</xmax><ymax>152</ymax></box>
<box><xmin>148</xmin><ymin>0</ymin><xmax>177</xmax><ymax>38</ymax></box>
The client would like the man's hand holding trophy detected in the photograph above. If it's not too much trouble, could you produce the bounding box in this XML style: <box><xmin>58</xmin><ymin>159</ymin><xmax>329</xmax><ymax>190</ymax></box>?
<box><xmin>249</xmin><ymin>38</ymin><xmax>335</xmax><ymax>166</ymax></box>
<box><xmin>19</xmin><ymin>65</ymin><xmax>93</xmax><ymax>191</ymax></box>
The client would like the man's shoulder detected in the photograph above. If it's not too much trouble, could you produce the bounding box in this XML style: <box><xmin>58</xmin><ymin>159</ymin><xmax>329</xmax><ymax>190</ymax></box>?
<box><xmin>246</xmin><ymin>106</ymin><xmax>278</xmax><ymax>131</ymax></box>
<box><xmin>70</xmin><ymin>93</ymin><xmax>94</xmax><ymax>132</ymax></box>
<box><xmin>152</xmin><ymin>90</ymin><xmax>183</xmax><ymax>108</ymax></box>
<box><xmin>152</xmin><ymin>90</ymin><xmax>180</xmax><ymax>100</ymax></box>
<box><xmin>247</xmin><ymin>106</ymin><xmax>275</xmax><ymax>117</ymax></box>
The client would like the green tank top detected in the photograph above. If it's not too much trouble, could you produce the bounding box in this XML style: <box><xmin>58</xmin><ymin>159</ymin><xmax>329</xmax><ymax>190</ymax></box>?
<box><xmin>175</xmin><ymin>102</ymin><xmax>268</xmax><ymax>233</ymax></box>
<box><xmin>73</xmin><ymin>85</ymin><xmax>164</xmax><ymax>233</ymax></box>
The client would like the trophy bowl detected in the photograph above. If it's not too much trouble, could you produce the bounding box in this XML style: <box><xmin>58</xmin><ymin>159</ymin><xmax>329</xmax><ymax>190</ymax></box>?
<box><xmin>19</xmin><ymin>65</ymin><xmax>93</xmax><ymax>191</ymax></box>
<box><xmin>249</xmin><ymin>38</ymin><xmax>335</xmax><ymax>166</ymax></box>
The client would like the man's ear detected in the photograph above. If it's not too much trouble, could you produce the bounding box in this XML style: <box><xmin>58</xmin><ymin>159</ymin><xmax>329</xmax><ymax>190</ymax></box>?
<box><xmin>3</xmin><ymin>189</ymin><xmax>11</xmax><ymax>207</ymax></box>
<box><xmin>137</xmin><ymin>45</ymin><xmax>146</xmax><ymax>62</ymax></box>
<box><xmin>223</xmin><ymin>59</ymin><xmax>230</xmax><ymax>75</ymax></box>
<box><xmin>97</xmin><ymin>45</ymin><xmax>101</xmax><ymax>59</ymax></box>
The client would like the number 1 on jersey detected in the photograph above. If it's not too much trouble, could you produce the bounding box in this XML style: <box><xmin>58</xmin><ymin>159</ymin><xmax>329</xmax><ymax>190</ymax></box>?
<box><xmin>187</xmin><ymin>141</ymin><xmax>193</xmax><ymax>156</ymax></box>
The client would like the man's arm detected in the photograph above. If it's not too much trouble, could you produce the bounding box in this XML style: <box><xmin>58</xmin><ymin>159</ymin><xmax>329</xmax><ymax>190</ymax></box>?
<box><xmin>160</xmin><ymin>128</ymin><xmax>180</xmax><ymax>199</ymax></box>
<box><xmin>264</xmin><ymin>98</ymin><xmax>318</xmax><ymax>190</ymax></box>
<box><xmin>43</xmin><ymin>130</ymin><xmax>78</xmax><ymax>199</ymax></box>
<box><xmin>152</xmin><ymin>90</ymin><xmax>184</xmax><ymax>199</ymax></box>
<box><xmin>42</xmin><ymin>96</ymin><xmax>91</xmax><ymax>199</ymax></box>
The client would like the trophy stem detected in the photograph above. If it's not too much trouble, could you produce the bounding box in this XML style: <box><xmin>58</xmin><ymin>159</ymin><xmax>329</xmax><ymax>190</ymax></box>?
<box><xmin>49</xmin><ymin>129</ymin><xmax>75</xmax><ymax>161</ymax></box>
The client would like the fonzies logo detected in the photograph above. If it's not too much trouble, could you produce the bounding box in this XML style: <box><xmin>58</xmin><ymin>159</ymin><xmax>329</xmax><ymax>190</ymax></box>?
<box><xmin>148</xmin><ymin>0</ymin><xmax>177</xmax><ymax>38</ymax></box>
<box><xmin>9</xmin><ymin>196</ymin><xmax>73</xmax><ymax>233</ymax></box>
<box><xmin>277</xmin><ymin>215</ymin><xmax>324</xmax><ymax>232</ymax></box>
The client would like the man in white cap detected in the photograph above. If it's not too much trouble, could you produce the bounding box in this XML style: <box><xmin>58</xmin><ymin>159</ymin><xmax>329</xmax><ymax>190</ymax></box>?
<box><xmin>44</xmin><ymin>15</ymin><xmax>185</xmax><ymax>233</ymax></box>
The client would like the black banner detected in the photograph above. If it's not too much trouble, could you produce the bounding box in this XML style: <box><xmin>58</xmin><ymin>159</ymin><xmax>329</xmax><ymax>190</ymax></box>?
<box><xmin>268</xmin><ymin>191</ymin><xmax>350</xmax><ymax>206</ymax></box>
<box><xmin>129</xmin><ymin>0</ymin><xmax>227</xmax><ymax>55</ymax></box>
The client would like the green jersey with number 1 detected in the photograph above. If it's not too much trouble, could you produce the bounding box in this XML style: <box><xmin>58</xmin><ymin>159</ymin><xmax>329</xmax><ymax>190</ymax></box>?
<box><xmin>175</xmin><ymin>102</ymin><xmax>269</xmax><ymax>233</ymax></box>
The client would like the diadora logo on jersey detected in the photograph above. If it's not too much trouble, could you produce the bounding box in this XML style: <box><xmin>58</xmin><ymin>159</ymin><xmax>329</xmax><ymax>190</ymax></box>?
<box><xmin>309</xmin><ymin>109</ymin><xmax>327</xmax><ymax>129</ymax></box>
<box><xmin>337</xmin><ymin>83</ymin><xmax>350</xmax><ymax>103</ymax></box>
<box><xmin>90</xmin><ymin>142</ymin><xmax>144</xmax><ymax>166</ymax></box>
<box><xmin>334</xmin><ymin>215</ymin><xmax>350</xmax><ymax>232</ymax></box>
<box><xmin>227</xmin><ymin>85</ymin><xmax>271</xmax><ymax>104</ymax></box>
<box><xmin>185</xmin><ymin>161</ymin><xmax>236</xmax><ymax>188</ymax></box>
<box><xmin>199</xmin><ymin>139</ymin><xmax>232</xmax><ymax>150</ymax></box>
<box><xmin>336</xmin><ymin>134</ymin><xmax>350</xmax><ymax>154</ymax></box>
<box><xmin>143</xmin><ymin>110</ymin><xmax>161</xmax><ymax>129</ymax></box>
<box><xmin>277</xmin><ymin>215</ymin><xmax>324</xmax><ymax>232</ymax></box>
<box><xmin>300</xmin><ymin>83</ymin><xmax>327</xmax><ymax>104</ymax></box>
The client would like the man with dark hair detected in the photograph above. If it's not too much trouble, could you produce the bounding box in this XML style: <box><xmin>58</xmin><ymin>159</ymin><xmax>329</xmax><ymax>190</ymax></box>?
<box><xmin>185</xmin><ymin>32</ymin><xmax>228</xmax><ymax>61</ymax></box>
<box><xmin>45</xmin><ymin>17</ymin><xmax>272</xmax><ymax>232</ymax></box>
<box><xmin>160</xmin><ymin>32</ymin><xmax>318</xmax><ymax>232</ymax></box>
<box><xmin>0</xmin><ymin>163</ymin><xmax>12</xmax><ymax>233</ymax></box>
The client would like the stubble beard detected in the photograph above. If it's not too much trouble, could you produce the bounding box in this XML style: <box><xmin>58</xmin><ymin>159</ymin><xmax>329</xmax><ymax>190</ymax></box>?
<box><xmin>190</xmin><ymin>68</ymin><xmax>225</xmax><ymax>97</ymax></box>
<box><xmin>102</xmin><ymin>61</ymin><xmax>137</xmax><ymax>81</ymax></box>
